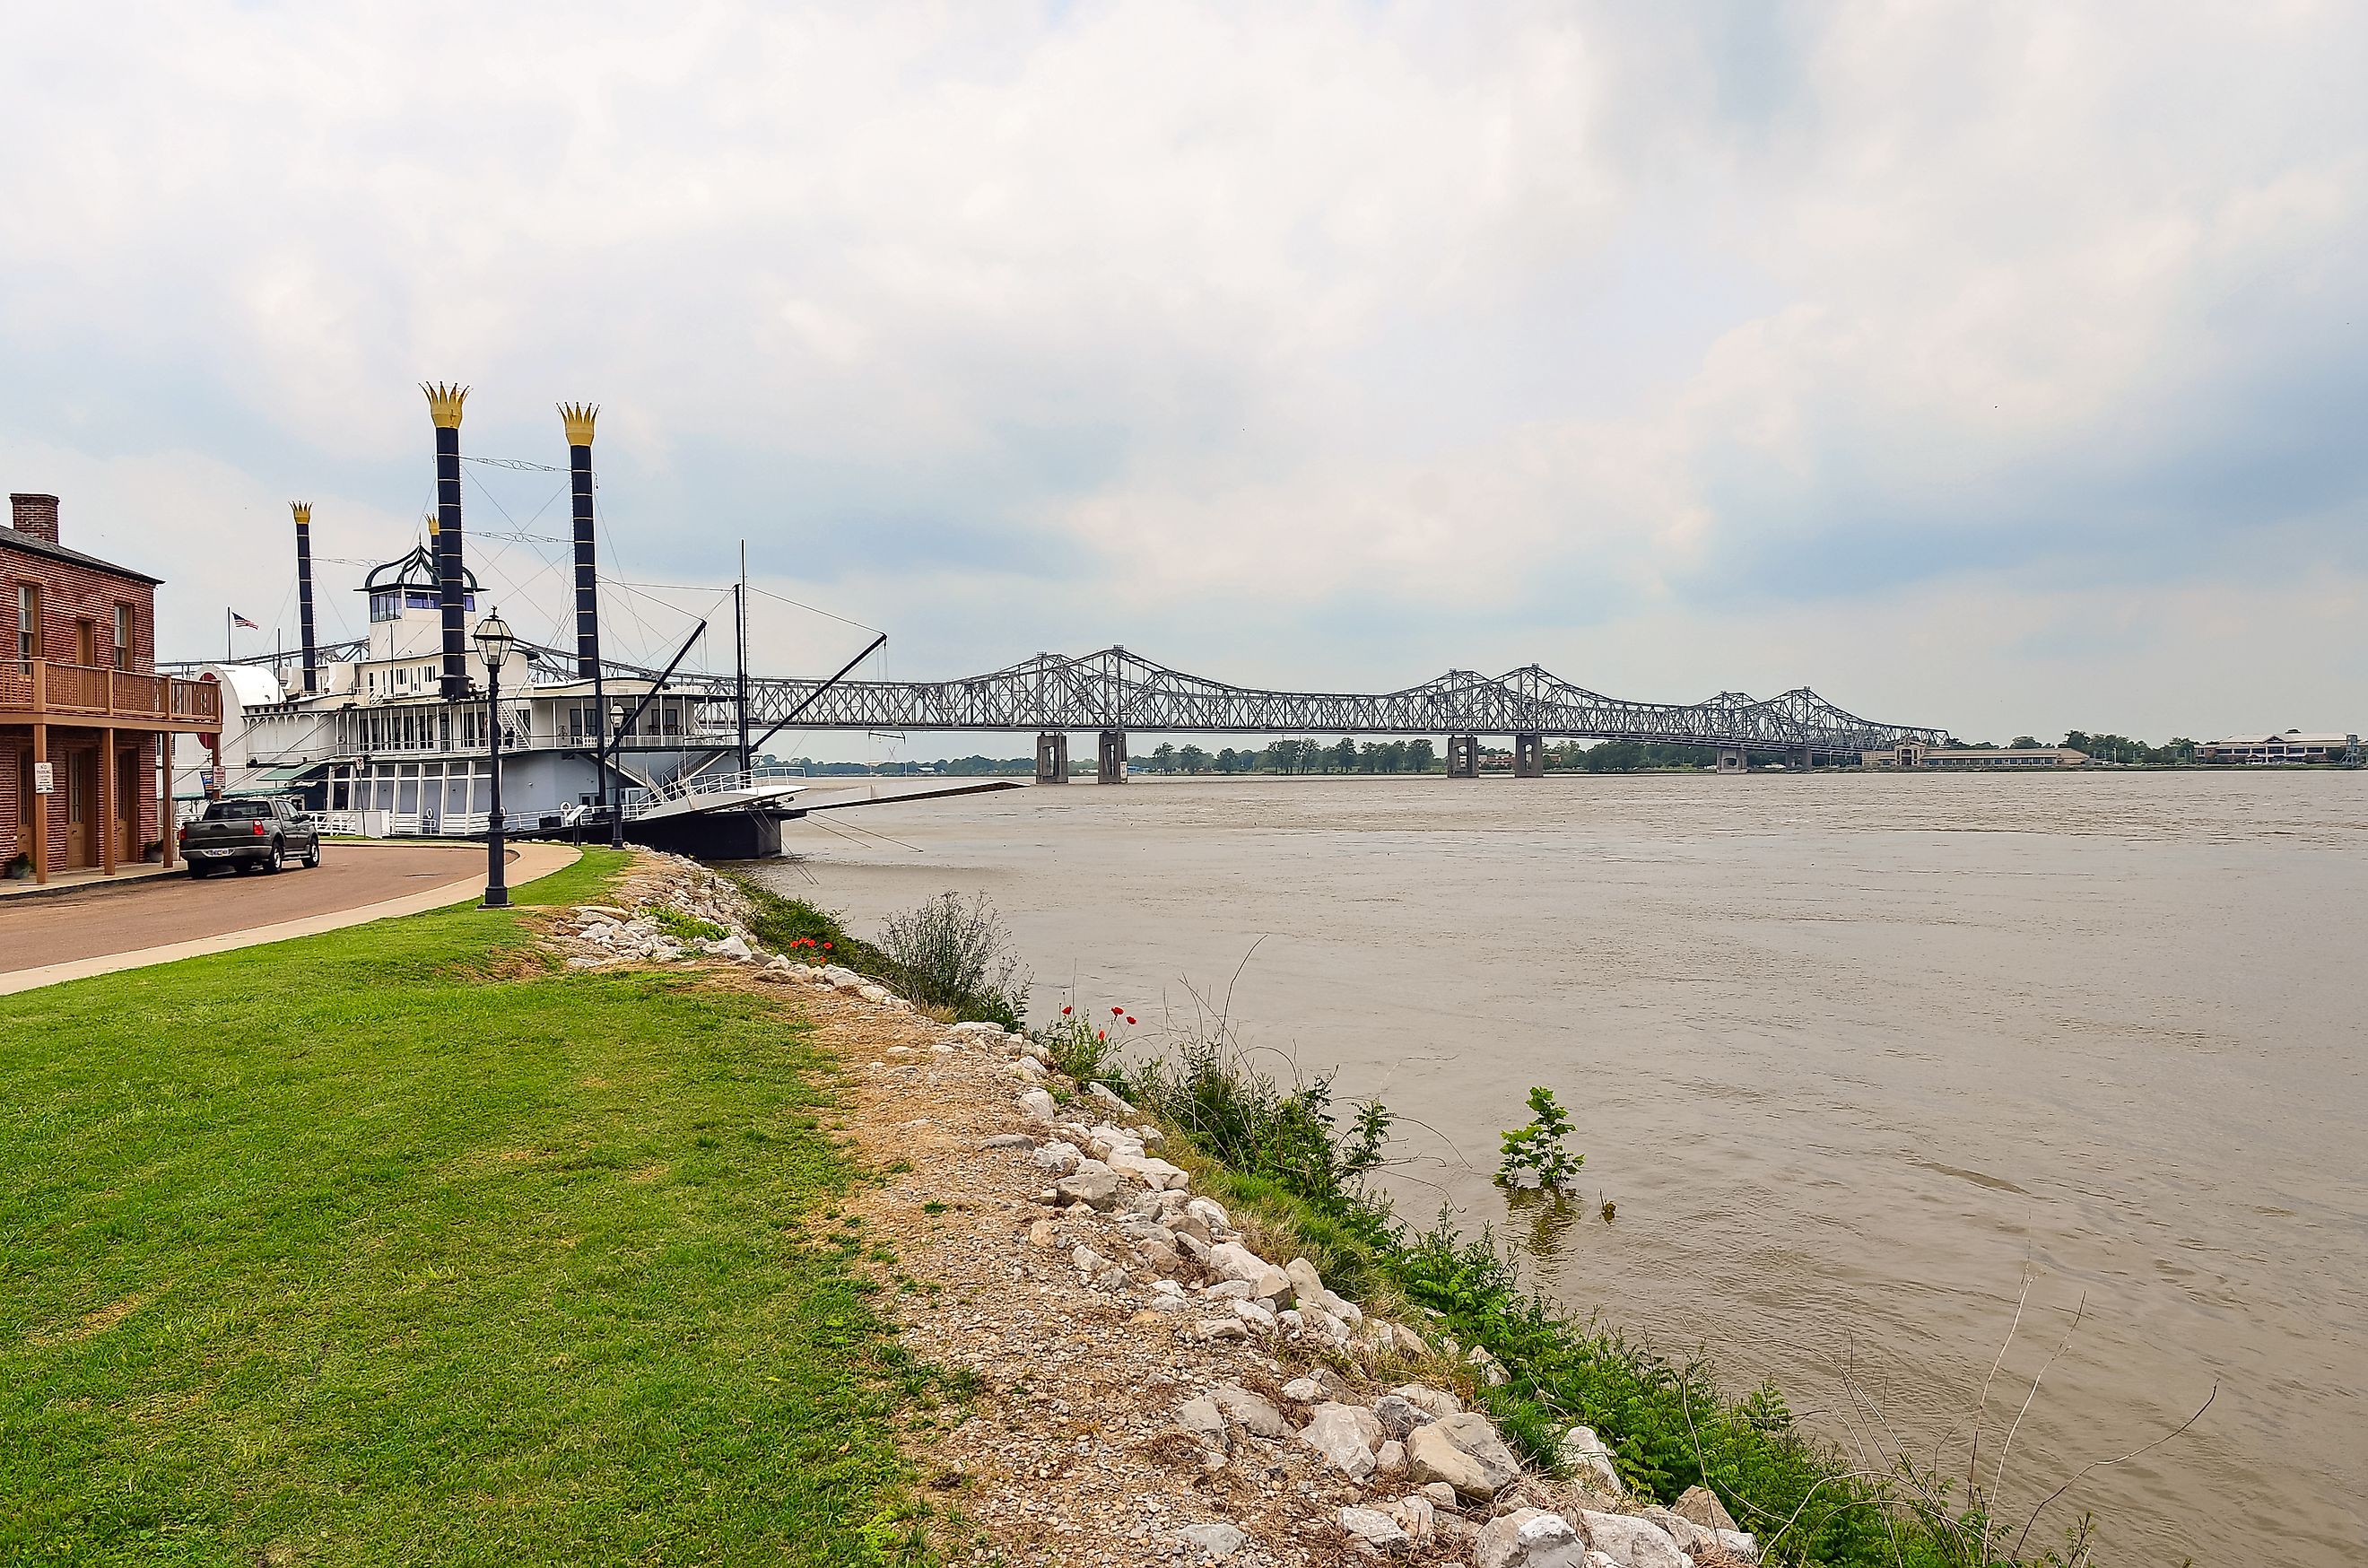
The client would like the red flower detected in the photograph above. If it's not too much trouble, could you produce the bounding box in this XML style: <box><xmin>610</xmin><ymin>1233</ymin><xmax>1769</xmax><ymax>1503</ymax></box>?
<box><xmin>1061</xmin><ymin>1006</ymin><xmax>1073</xmax><ymax>1015</ymax></box>
<box><xmin>1111</xmin><ymin>1006</ymin><xmax>1124</xmax><ymax>1016</ymax></box>
<box><xmin>1097</xmin><ymin>1030</ymin><xmax>1106</xmax><ymax>1041</ymax></box>
<box><xmin>823</xmin><ymin>942</ymin><xmax>832</xmax><ymax>950</ymax></box>
<box><xmin>1125</xmin><ymin>1016</ymin><xmax>1136</xmax><ymax>1025</ymax></box>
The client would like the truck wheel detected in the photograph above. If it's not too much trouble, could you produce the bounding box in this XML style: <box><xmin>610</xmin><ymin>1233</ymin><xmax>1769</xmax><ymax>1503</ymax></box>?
<box><xmin>263</xmin><ymin>840</ymin><xmax>284</xmax><ymax>874</ymax></box>
<box><xmin>302</xmin><ymin>840</ymin><xmax>321</xmax><ymax>868</ymax></box>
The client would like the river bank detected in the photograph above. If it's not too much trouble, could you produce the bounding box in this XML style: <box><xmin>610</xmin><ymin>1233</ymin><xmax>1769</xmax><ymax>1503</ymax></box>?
<box><xmin>753</xmin><ymin>769</ymin><xmax>2368</xmax><ymax>1567</ymax></box>
<box><xmin>573</xmin><ymin>855</ymin><xmax>1994</xmax><ymax>1565</ymax></box>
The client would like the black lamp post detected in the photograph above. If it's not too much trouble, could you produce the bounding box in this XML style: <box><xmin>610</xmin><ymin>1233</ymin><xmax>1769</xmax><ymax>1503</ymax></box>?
<box><xmin>475</xmin><ymin>609</ymin><xmax>516</xmax><ymax>908</ymax></box>
<box><xmin>606</xmin><ymin>701</ymin><xmax>627</xmax><ymax>849</ymax></box>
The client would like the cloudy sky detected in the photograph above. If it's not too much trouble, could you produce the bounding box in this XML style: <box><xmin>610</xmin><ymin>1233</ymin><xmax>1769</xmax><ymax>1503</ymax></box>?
<box><xmin>4</xmin><ymin>2</ymin><xmax>2362</xmax><ymax>746</ymax></box>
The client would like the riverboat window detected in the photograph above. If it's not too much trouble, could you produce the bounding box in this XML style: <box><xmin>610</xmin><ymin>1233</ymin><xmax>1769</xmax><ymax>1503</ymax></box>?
<box><xmin>396</xmin><ymin>764</ymin><xmax>419</xmax><ymax>814</ymax></box>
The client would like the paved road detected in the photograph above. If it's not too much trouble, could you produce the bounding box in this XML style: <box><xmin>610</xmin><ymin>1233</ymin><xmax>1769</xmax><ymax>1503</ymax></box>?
<box><xmin>0</xmin><ymin>843</ymin><xmax>490</xmax><ymax>974</ymax></box>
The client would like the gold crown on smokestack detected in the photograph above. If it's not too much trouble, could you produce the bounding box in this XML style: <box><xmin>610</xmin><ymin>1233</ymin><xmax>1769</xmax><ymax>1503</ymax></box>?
<box><xmin>425</xmin><ymin>510</ymin><xmax>440</xmax><ymax>537</ymax></box>
<box><xmin>422</xmin><ymin>381</ymin><xmax>470</xmax><ymax>428</ymax></box>
<box><xmin>559</xmin><ymin>403</ymin><xmax>599</xmax><ymax>445</ymax></box>
<box><xmin>291</xmin><ymin>501</ymin><xmax>312</xmax><ymax>525</ymax></box>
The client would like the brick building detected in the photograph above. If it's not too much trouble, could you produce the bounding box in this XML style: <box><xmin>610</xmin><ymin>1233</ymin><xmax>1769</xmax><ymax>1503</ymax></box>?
<box><xmin>2</xmin><ymin>492</ymin><xmax>220</xmax><ymax>884</ymax></box>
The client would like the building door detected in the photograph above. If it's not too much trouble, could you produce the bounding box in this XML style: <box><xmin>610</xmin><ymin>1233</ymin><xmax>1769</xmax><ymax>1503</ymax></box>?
<box><xmin>74</xmin><ymin>618</ymin><xmax>98</xmax><ymax>667</ymax></box>
<box><xmin>64</xmin><ymin>749</ymin><xmax>95</xmax><ymax>867</ymax></box>
<box><xmin>116</xmin><ymin>746</ymin><xmax>141</xmax><ymax>862</ymax></box>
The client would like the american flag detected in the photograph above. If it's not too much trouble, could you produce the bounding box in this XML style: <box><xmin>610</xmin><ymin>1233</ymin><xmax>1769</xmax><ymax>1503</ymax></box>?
<box><xmin>231</xmin><ymin>610</ymin><xmax>259</xmax><ymax>629</ymax></box>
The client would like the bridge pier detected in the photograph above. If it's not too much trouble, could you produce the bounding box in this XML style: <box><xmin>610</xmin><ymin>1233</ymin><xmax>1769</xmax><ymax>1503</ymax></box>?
<box><xmin>1098</xmin><ymin>728</ymin><xmax>1127</xmax><ymax>785</ymax></box>
<box><xmin>1513</xmin><ymin>733</ymin><xmax>1545</xmax><ymax>779</ymax></box>
<box><xmin>1447</xmin><ymin>734</ymin><xmax>1480</xmax><ymax>779</ymax></box>
<box><xmin>1035</xmin><ymin>731</ymin><xmax>1069</xmax><ymax>784</ymax></box>
<box><xmin>1794</xmin><ymin>745</ymin><xmax>1815</xmax><ymax>771</ymax></box>
<box><xmin>1718</xmin><ymin>748</ymin><xmax>1746</xmax><ymax>775</ymax></box>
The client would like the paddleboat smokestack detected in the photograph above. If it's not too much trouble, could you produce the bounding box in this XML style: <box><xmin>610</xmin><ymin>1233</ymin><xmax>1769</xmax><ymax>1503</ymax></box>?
<box><xmin>292</xmin><ymin>501</ymin><xmax>318</xmax><ymax>693</ymax></box>
<box><xmin>561</xmin><ymin>403</ymin><xmax>600</xmax><ymax>677</ymax></box>
<box><xmin>422</xmin><ymin>381</ymin><xmax>470</xmax><ymax>697</ymax></box>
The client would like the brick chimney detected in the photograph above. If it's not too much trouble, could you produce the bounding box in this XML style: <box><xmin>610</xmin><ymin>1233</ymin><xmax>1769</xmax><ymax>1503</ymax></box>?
<box><xmin>8</xmin><ymin>492</ymin><xmax>60</xmax><ymax>544</ymax></box>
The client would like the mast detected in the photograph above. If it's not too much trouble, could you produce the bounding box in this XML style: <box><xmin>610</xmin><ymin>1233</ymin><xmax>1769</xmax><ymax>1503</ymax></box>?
<box><xmin>736</xmin><ymin>540</ymin><xmax>751</xmax><ymax>774</ymax></box>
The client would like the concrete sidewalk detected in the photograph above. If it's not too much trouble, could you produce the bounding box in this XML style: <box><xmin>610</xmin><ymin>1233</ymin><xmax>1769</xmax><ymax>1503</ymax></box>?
<box><xmin>0</xmin><ymin>841</ymin><xmax>579</xmax><ymax>997</ymax></box>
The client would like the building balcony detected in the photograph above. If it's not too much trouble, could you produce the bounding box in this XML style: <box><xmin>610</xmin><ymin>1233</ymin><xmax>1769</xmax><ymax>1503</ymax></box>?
<box><xmin>0</xmin><ymin>659</ymin><xmax>223</xmax><ymax>730</ymax></box>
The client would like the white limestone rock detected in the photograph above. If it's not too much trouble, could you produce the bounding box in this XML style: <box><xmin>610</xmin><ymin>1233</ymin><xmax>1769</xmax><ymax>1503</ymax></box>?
<box><xmin>1210</xmin><ymin>1383</ymin><xmax>1291</xmax><ymax>1441</ymax></box>
<box><xmin>1180</xmin><ymin>1521</ymin><xmax>1247</xmax><ymax>1560</ymax></box>
<box><xmin>1032</xmin><ymin>1140</ymin><xmax>1084</xmax><ymax>1174</ymax></box>
<box><xmin>1299</xmin><ymin>1401</ymin><xmax>1384</xmax><ymax>1480</ymax></box>
<box><xmin>1388</xmin><ymin>1493</ymin><xmax>1436</xmax><ymax>1541</ymax></box>
<box><xmin>1389</xmin><ymin>1383</ymin><xmax>1464</xmax><ymax>1420</ymax></box>
<box><xmin>1575</xmin><ymin>1511</ymin><xmax>1689</xmax><ymax>1568</ymax></box>
<box><xmin>1017</xmin><ymin>1088</ymin><xmax>1058</xmax><ymax>1122</ymax></box>
<box><xmin>1372</xmin><ymin>1393</ymin><xmax>1431</xmax><ymax>1440</ymax></box>
<box><xmin>1177</xmin><ymin>1395</ymin><xmax>1230</xmax><ymax>1450</ymax></box>
<box><xmin>1475</xmin><ymin>1509</ymin><xmax>1587</xmax><ymax>1568</ymax></box>
<box><xmin>1339</xmin><ymin>1505</ymin><xmax>1409</xmax><ymax>1552</ymax></box>
<box><xmin>1206</xmin><ymin>1241</ymin><xmax>1291</xmax><ymax>1302</ymax></box>
<box><xmin>1183</xmin><ymin>1196</ymin><xmax>1232</xmax><ymax>1233</ymax></box>
<box><xmin>1406</xmin><ymin>1412</ymin><xmax>1520</xmax><ymax>1500</ymax></box>
<box><xmin>1673</xmin><ymin>1485</ymin><xmax>1739</xmax><ymax>1533</ymax></box>
<box><xmin>1557</xmin><ymin>1424</ymin><xmax>1622</xmax><ymax>1494</ymax></box>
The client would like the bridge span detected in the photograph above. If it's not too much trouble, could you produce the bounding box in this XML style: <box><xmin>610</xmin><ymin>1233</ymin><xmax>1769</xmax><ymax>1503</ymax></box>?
<box><xmin>675</xmin><ymin>647</ymin><xmax>1951</xmax><ymax>782</ymax></box>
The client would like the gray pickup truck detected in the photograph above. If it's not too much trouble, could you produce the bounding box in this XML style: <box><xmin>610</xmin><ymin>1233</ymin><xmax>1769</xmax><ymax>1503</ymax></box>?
<box><xmin>178</xmin><ymin>796</ymin><xmax>322</xmax><ymax>876</ymax></box>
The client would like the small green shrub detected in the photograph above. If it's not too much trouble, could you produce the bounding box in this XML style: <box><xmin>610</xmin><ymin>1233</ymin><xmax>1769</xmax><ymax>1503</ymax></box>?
<box><xmin>877</xmin><ymin>891</ymin><xmax>1030</xmax><ymax>1021</ymax></box>
<box><xmin>1496</xmin><ymin>1086</ymin><xmax>1584</xmax><ymax>1191</ymax></box>
<box><xmin>650</xmin><ymin>906</ymin><xmax>728</xmax><ymax>943</ymax></box>
<box><xmin>1037</xmin><ymin>1011</ymin><xmax>1127</xmax><ymax>1089</ymax></box>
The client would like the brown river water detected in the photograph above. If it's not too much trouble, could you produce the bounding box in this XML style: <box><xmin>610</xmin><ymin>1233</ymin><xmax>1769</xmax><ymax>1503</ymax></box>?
<box><xmin>751</xmin><ymin>771</ymin><xmax>2368</xmax><ymax>1565</ymax></box>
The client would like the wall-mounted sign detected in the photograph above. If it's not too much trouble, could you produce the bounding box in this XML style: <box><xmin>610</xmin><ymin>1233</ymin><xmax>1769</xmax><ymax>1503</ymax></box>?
<box><xmin>31</xmin><ymin>762</ymin><xmax>54</xmax><ymax>795</ymax></box>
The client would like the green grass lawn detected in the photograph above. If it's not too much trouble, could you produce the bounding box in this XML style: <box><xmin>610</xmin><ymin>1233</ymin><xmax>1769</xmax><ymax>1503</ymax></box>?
<box><xmin>0</xmin><ymin>850</ymin><xmax>936</xmax><ymax>1566</ymax></box>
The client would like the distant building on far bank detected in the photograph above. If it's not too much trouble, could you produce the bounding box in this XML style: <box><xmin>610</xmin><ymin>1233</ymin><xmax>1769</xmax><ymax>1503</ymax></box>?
<box><xmin>1862</xmin><ymin>743</ymin><xmax>2087</xmax><ymax>769</ymax></box>
<box><xmin>2198</xmin><ymin>730</ymin><xmax>2360</xmax><ymax>764</ymax></box>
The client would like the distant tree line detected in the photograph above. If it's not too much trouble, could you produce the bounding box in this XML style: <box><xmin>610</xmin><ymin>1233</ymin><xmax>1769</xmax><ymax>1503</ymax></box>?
<box><xmin>1140</xmin><ymin>739</ymin><xmax>1441</xmax><ymax>773</ymax></box>
<box><xmin>2060</xmin><ymin>732</ymin><xmax>2200</xmax><ymax>765</ymax></box>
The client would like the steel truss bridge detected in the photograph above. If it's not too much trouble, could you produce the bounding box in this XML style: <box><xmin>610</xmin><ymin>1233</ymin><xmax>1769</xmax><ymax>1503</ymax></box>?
<box><xmin>675</xmin><ymin>647</ymin><xmax>1951</xmax><ymax>762</ymax></box>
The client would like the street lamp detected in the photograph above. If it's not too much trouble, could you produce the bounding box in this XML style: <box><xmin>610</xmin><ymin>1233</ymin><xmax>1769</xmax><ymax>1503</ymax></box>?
<box><xmin>474</xmin><ymin>609</ymin><xmax>516</xmax><ymax>908</ymax></box>
<box><xmin>607</xmin><ymin>701</ymin><xmax>627</xmax><ymax>849</ymax></box>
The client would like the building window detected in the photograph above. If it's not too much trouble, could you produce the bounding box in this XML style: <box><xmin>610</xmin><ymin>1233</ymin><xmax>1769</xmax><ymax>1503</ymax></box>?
<box><xmin>16</xmin><ymin>583</ymin><xmax>38</xmax><ymax>666</ymax></box>
<box><xmin>114</xmin><ymin>603</ymin><xmax>134</xmax><ymax>670</ymax></box>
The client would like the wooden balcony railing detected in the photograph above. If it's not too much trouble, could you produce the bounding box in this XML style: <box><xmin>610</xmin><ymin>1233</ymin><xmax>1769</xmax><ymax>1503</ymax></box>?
<box><xmin>1</xmin><ymin>659</ymin><xmax>222</xmax><ymax>727</ymax></box>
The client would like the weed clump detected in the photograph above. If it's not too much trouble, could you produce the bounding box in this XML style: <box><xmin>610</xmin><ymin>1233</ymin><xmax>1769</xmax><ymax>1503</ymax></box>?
<box><xmin>1495</xmin><ymin>1086</ymin><xmax>1584</xmax><ymax>1192</ymax></box>
<box><xmin>877</xmin><ymin>891</ymin><xmax>1030</xmax><ymax>1023</ymax></box>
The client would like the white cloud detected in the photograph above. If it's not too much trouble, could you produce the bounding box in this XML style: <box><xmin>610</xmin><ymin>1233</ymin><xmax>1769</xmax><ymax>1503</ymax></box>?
<box><xmin>2</xmin><ymin>1</ymin><xmax>2363</xmax><ymax>740</ymax></box>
